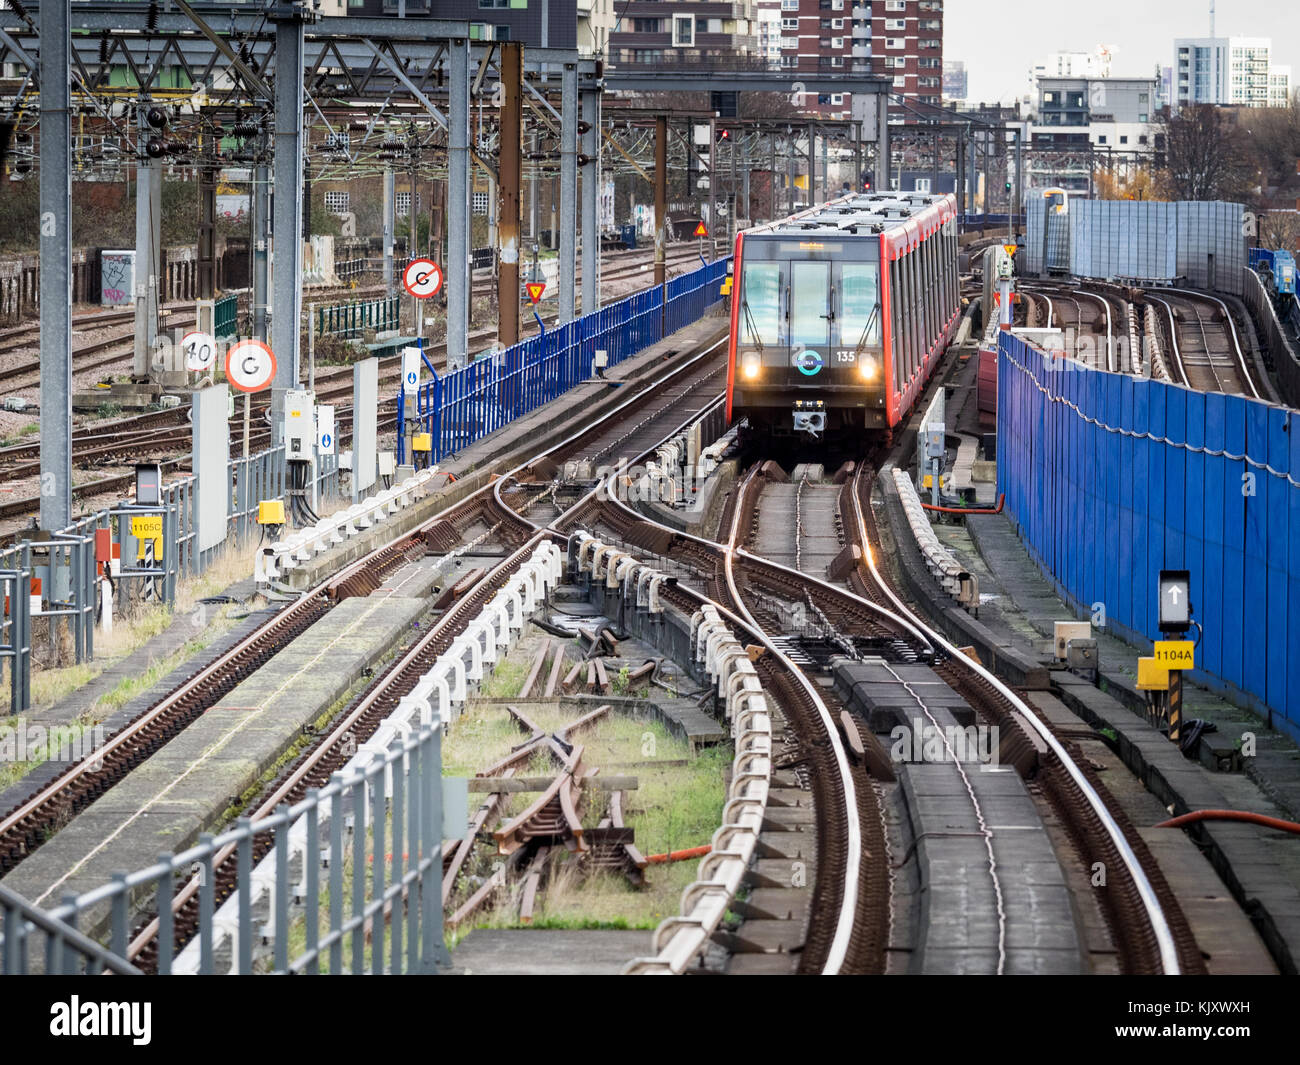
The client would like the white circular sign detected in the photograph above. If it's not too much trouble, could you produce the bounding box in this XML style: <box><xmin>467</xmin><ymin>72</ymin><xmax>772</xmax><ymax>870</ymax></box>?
<box><xmin>182</xmin><ymin>331</ymin><xmax>217</xmax><ymax>372</ymax></box>
<box><xmin>403</xmin><ymin>258</ymin><xmax>444</xmax><ymax>299</ymax></box>
<box><xmin>224</xmin><ymin>339</ymin><xmax>277</xmax><ymax>394</ymax></box>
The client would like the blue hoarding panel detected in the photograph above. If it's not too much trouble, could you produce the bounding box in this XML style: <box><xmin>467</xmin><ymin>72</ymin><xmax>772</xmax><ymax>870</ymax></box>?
<box><xmin>998</xmin><ymin>332</ymin><xmax>1297</xmax><ymax>742</ymax></box>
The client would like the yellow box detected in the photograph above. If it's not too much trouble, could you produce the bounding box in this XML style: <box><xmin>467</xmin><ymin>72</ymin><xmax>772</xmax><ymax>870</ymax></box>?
<box><xmin>257</xmin><ymin>499</ymin><xmax>286</xmax><ymax>525</ymax></box>
<box><xmin>922</xmin><ymin>474</ymin><xmax>933</xmax><ymax>488</ymax></box>
<box><xmin>412</xmin><ymin>432</ymin><xmax>433</xmax><ymax>453</ymax></box>
<box><xmin>720</xmin><ymin>278</ymin><xmax>733</xmax><ymax>296</ymax></box>
<box><xmin>1136</xmin><ymin>657</ymin><xmax>1169</xmax><ymax>691</ymax></box>
<box><xmin>1153</xmin><ymin>640</ymin><xmax>1195</xmax><ymax>670</ymax></box>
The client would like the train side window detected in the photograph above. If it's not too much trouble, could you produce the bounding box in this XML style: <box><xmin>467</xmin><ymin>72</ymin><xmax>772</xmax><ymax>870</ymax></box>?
<box><xmin>890</xmin><ymin>256</ymin><xmax>903</xmax><ymax>390</ymax></box>
<box><xmin>908</xmin><ymin>248</ymin><xmax>919</xmax><ymax>375</ymax></box>
<box><xmin>740</xmin><ymin>261</ymin><xmax>785</xmax><ymax>349</ymax></box>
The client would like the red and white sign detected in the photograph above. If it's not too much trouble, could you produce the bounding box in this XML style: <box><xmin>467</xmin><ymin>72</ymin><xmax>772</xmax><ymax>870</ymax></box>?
<box><xmin>225</xmin><ymin>338</ymin><xmax>276</xmax><ymax>394</ymax></box>
<box><xmin>525</xmin><ymin>281</ymin><xmax>546</xmax><ymax>305</ymax></box>
<box><xmin>403</xmin><ymin>258</ymin><xmax>444</xmax><ymax>299</ymax></box>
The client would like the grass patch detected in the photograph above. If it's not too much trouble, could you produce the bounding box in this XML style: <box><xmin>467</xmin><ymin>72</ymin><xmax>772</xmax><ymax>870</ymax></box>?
<box><xmin>478</xmin><ymin>658</ymin><xmax>528</xmax><ymax>699</ymax></box>
<box><xmin>444</xmin><ymin>697</ymin><xmax>730</xmax><ymax>939</ymax></box>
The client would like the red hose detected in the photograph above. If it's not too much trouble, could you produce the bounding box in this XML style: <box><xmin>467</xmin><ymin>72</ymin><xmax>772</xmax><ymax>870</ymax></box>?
<box><xmin>645</xmin><ymin>844</ymin><xmax>712</xmax><ymax>864</ymax></box>
<box><xmin>1155</xmin><ymin>809</ymin><xmax>1300</xmax><ymax>835</ymax></box>
<box><xmin>921</xmin><ymin>493</ymin><xmax>1005</xmax><ymax>514</ymax></box>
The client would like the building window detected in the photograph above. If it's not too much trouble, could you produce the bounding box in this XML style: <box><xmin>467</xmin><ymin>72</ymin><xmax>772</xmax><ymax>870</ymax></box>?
<box><xmin>915</xmin><ymin>178</ymin><xmax>932</xmax><ymax>193</ymax></box>
<box><xmin>831</xmin><ymin>37</ymin><xmax>843</xmax><ymax>48</ymax></box>
<box><xmin>1119</xmin><ymin>135</ymin><xmax>1128</xmax><ymax>144</ymax></box>
<box><xmin>782</xmin><ymin>17</ymin><xmax>798</xmax><ymax>29</ymax></box>
<box><xmin>781</xmin><ymin>0</ymin><xmax>798</xmax><ymax>8</ymax></box>
<box><xmin>886</xmin><ymin>37</ymin><xmax>903</xmax><ymax>49</ymax></box>
<box><xmin>396</xmin><ymin>191</ymin><xmax>421</xmax><ymax>215</ymax></box>
<box><xmin>831</xmin><ymin>56</ymin><xmax>844</xmax><ymax>67</ymax></box>
<box><xmin>885</xmin><ymin>0</ymin><xmax>906</xmax><ymax>9</ymax></box>
<box><xmin>1138</xmin><ymin>113</ymin><xmax>1147</xmax><ymax>122</ymax></box>
<box><xmin>633</xmin><ymin>18</ymin><xmax>661</xmax><ymax>32</ymax></box>
<box><xmin>832</xmin><ymin>18</ymin><xmax>843</xmax><ymax>28</ymax></box>
<box><xmin>885</xmin><ymin>18</ymin><xmax>905</xmax><ymax>30</ymax></box>
<box><xmin>472</xmin><ymin>192</ymin><xmax>489</xmax><ymax>216</ymax></box>
<box><xmin>1138</xmin><ymin>135</ymin><xmax>1148</xmax><ymax>145</ymax></box>
<box><xmin>1096</xmin><ymin>135</ymin><xmax>1107</xmax><ymax>144</ymax></box>
<box><xmin>324</xmin><ymin>190</ymin><xmax>350</xmax><ymax>215</ymax></box>
<box><xmin>479</xmin><ymin>0</ymin><xmax>509</xmax><ymax>7</ymax></box>
<box><xmin>672</xmin><ymin>14</ymin><xmax>694</xmax><ymax>47</ymax></box>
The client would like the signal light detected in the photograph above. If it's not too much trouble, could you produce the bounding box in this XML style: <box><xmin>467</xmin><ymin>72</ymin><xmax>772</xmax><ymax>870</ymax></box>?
<box><xmin>742</xmin><ymin>352</ymin><xmax>761</xmax><ymax>380</ymax></box>
<box><xmin>858</xmin><ymin>356</ymin><xmax>879</xmax><ymax>382</ymax></box>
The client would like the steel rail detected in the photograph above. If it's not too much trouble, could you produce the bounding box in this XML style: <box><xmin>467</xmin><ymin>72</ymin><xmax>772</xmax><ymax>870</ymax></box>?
<box><xmin>127</xmin><ymin>332</ymin><xmax>731</xmax><ymax>959</ymax></box>
<box><xmin>847</xmin><ymin>461</ymin><xmax>1182</xmax><ymax>974</ymax></box>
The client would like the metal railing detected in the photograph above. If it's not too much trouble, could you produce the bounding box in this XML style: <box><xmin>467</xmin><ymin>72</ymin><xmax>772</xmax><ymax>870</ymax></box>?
<box><xmin>397</xmin><ymin>257</ymin><xmax>729</xmax><ymax>464</ymax></box>
<box><xmin>1243</xmin><ymin>265</ymin><xmax>1300</xmax><ymax>408</ymax></box>
<box><xmin>0</xmin><ymin>725</ymin><xmax>449</xmax><ymax>975</ymax></box>
<box><xmin>317</xmin><ymin>295</ymin><xmax>401</xmax><ymax>339</ymax></box>
<box><xmin>214</xmin><ymin>293</ymin><xmax>239</xmax><ymax>340</ymax></box>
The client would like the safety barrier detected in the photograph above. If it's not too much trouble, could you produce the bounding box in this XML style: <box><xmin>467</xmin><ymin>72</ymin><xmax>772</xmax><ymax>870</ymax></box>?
<box><xmin>997</xmin><ymin>330</ymin><xmax>1300</xmax><ymax>743</ymax></box>
<box><xmin>317</xmin><ymin>295</ymin><xmax>401</xmax><ymax>339</ymax></box>
<box><xmin>891</xmin><ymin>467</ymin><xmax>980</xmax><ymax>612</ymax></box>
<box><xmin>214</xmin><ymin>292</ymin><xmax>239</xmax><ymax>340</ymax></box>
<box><xmin>0</xmin><ymin>725</ymin><xmax>451</xmax><ymax>975</ymax></box>
<box><xmin>254</xmin><ymin>466</ymin><xmax>441</xmax><ymax>586</ymax></box>
<box><xmin>398</xmin><ymin>257</ymin><xmax>729</xmax><ymax>464</ymax></box>
<box><xmin>1243</xmin><ymin>266</ymin><xmax>1300</xmax><ymax>409</ymax></box>
<box><xmin>0</xmin><ymin>443</ymin><xmax>297</xmax><ymax>712</ymax></box>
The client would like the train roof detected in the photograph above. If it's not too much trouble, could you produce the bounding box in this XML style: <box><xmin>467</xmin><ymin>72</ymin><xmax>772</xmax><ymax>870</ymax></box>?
<box><xmin>746</xmin><ymin>192</ymin><xmax>956</xmax><ymax>238</ymax></box>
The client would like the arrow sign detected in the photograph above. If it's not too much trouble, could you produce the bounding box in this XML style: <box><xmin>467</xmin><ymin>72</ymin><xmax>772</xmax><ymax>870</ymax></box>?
<box><xmin>525</xmin><ymin>280</ymin><xmax>546</xmax><ymax>304</ymax></box>
<box><xmin>694</xmin><ymin>221</ymin><xmax>708</xmax><ymax>238</ymax></box>
<box><xmin>1166</xmin><ymin>586</ymin><xmax>1182</xmax><ymax>604</ymax></box>
<box><xmin>403</xmin><ymin>258</ymin><xmax>443</xmax><ymax>299</ymax></box>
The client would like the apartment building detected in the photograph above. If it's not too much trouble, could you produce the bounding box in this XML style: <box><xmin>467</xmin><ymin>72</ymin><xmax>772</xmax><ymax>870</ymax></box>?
<box><xmin>1174</xmin><ymin>36</ymin><xmax>1290</xmax><ymax>109</ymax></box>
<box><xmin>871</xmin><ymin>0</ymin><xmax>944</xmax><ymax>116</ymax></box>
<box><xmin>608</xmin><ymin>2</ymin><xmax>759</xmax><ymax>68</ymax></box>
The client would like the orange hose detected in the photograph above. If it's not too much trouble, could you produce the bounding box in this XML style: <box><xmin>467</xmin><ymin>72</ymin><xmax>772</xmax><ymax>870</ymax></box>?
<box><xmin>921</xmin><ymin>493</ymin><xmax>1005</xmax><ymax>514</ymax></box>
<box><xmin>645</xmin><ymin>844</ymin><xmax>712</xmax><ymax>864</ymax></box>
<box><xmin>1155</xmin><ymin>809</ymin><xmax>1300</xmax><ymax>835</ymax></box>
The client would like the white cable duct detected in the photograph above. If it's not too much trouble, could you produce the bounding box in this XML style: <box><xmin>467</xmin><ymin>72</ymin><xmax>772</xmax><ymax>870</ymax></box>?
<box><xmin>623</xmin><ymin>605</ymin><xmax>772</xmax><ymax>974</ymax></box>
<box><xmin>256</xmin><ymin>466</ymin><xmax>443</xmax><ymax>585</ymax></box>
<box><xmin>173</xmin><ymin>540</ymin><xmax>562</xmax><ymax>974</ymax></box>
<box><xmin>892</xmin><ymin>468</ymin><xmax>980</xmax><ymax>611</ymax></box>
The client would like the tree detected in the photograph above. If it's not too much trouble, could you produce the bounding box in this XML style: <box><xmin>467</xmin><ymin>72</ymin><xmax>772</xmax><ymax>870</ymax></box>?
<box><xmin>1158</xmin><ymin>104</ymin><xmax>1253</xmax><ymax>201</ymax></box>
<box><xmin>1092</xmin><ymin>166</ymin><xmax>1163</xmax><ymax>201</ymax></box>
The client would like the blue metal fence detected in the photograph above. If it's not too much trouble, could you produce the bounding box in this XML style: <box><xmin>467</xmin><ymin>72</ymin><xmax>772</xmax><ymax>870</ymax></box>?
<box><xmin>398</xmin><ymin>258</ymin><xmax>729</xmax><ymax>464</ymax></box>
<box><xmin>996</xmin><ymin>332</ymin><xmax>1300</xmax><ymax>742</ymax></box>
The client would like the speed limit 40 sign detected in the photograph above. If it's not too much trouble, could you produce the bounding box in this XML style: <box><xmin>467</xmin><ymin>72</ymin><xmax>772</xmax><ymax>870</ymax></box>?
<box><xmin>403</xmin><ymin>258</ymin><xmax>444</xmax><ymax>299</ymax></box>
<box><xmin>224</xmin><ymin>339</ymin><xmax>276</xmax><ymax>394</ymax></box>
<box><xmin>182</xmin><ymin>331</ymin><xmax>217</xmax><ymax>372</ymax></box>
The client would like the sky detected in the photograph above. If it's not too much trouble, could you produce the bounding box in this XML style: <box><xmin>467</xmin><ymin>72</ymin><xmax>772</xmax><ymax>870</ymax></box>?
<box><xmin>945</xmin><ymin>0</ymin><xmax>1300</xmax><ymax>105</ymax></box>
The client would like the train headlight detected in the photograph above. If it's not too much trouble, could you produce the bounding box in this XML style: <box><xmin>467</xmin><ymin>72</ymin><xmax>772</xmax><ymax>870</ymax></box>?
<box><xmin>858</xmin><ymin>355</ymin><xmax>879</xmax><ymax>381</ymax></box>
<box><xmin>742</xmin><ymin>351</ymin><xmax>761</xmax><ymax>380</ymax></box>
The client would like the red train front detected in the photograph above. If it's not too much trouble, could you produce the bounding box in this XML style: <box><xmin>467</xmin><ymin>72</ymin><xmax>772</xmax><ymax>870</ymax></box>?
<box><xmin>726</xmin><ymin>192</ymin><xmax>960</xmax><ymax>444</ymax></box>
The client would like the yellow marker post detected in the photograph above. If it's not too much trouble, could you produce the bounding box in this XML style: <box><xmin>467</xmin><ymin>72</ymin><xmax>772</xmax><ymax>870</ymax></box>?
<box><xmin>129</xmin><ymin>514</ymin><xmax>163</xmax><ymax>560</ymax></box>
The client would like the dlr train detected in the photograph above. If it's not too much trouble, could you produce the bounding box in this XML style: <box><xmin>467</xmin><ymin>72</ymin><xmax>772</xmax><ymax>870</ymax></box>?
<box><xmin>726</xmin><ymin>191</ymin><xmax>961</xmax><ymax>442</ymax></box>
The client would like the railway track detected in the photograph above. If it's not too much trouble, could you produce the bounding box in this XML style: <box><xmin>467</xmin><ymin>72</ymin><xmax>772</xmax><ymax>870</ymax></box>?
<box><xmin>1146</xmin><ymin>289</ymin><xmax>1260</xmax><ymax>398</ymax></box>
<box><xmin>5</xmin><ymin>332</ymin><xmax>728</xmax><ymax>969</ymax></box>
<box><xmin>557</xmin><ymin>441</ymin><xmax>1206</xmax><ymax>973</ymax></box>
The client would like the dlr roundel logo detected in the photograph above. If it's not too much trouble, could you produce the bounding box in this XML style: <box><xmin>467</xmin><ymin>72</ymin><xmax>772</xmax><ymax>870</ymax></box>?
<box><xmin>795</xmin><ymin>349</ymin><xmax>823</xmax><ymax>377</ymax></box>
